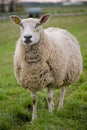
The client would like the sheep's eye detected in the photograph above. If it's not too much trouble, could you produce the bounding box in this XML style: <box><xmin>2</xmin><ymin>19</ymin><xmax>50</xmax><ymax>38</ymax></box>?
<box><xmin>34</xmin><ymin>27</ymin><xmax>39</xmax><ymax>32</ymax></box>
<box><xmin>20</xmin><ymin>23</ymin><xmax>24</xmax><ymax>29</ymax></box>
<box><xmin>34</xmin><ymin>23</ymin><xmax>40</xmax><ymax>32</ymax></box>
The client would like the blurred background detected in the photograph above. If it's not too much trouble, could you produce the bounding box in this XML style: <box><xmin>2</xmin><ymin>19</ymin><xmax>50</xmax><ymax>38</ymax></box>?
<box><xmin>0</xmin><ymin>0</ymin><xmax>87</xmax><ymax>19</ymax></box>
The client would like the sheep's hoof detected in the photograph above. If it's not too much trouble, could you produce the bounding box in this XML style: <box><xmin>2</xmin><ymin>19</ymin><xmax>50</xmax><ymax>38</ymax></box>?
<box><xmin>58</xmin><ymin>104</ymin><xmax>63</xmax><ymax>111</ymax></box>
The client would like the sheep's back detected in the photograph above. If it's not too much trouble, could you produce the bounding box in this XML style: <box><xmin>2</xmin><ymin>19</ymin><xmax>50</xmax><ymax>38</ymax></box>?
<box><xmin>45</xmin><ymin>27</ymin><xmax>80</xmax><ymax>49</ymax></box>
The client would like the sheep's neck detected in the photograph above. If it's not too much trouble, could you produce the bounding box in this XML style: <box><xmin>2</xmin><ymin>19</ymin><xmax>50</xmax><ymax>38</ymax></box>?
<box><xmin>21</xmin><ymin>33</ymin><xmax>50</xmax><ymax>63</ymax></box>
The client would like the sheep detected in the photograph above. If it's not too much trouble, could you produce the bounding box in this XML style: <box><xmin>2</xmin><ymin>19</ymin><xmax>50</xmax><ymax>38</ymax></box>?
<box><xmin>10</xmin><ymin>14</ymin><xmax>82</xmax><ymax>120</ymax></box>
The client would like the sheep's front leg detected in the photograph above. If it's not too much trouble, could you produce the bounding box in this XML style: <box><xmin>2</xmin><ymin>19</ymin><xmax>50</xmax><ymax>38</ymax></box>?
<box><xmin>47</xmin><ymin>87</ymin><xmax>54</xmax><ymax>112</ymax></box>
<box><xmin>31</xmin><ymin>91</ymin><xmax>37</xmax><ymax>120</ymax></box>
<box><xmin>58</xmin><ymin>86</ymin><xmax>66</xmax><ymax>111</ymax></box>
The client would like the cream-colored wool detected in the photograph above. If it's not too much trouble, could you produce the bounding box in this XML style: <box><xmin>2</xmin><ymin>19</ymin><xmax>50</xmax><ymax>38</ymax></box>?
<box><xmin>14</xmin><ymin>27</ymin><xmax>82</xmax><ymax>91</ymax></box>
<box><xmin>11</xmin><ymin>14</ymin><xmax>82</xmax><ymax>120</ymax></box>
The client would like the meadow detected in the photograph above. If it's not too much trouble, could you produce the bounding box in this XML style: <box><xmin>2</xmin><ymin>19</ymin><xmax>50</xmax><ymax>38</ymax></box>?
<box><xmin>0</xmin><ymin>12</ymin><xmax>87</xmax><ymax>130</ymax></box>
<box><xmin>42</xmin><ymin>5</ymin><xmax>87</xmax><ymax>14</ymax></box>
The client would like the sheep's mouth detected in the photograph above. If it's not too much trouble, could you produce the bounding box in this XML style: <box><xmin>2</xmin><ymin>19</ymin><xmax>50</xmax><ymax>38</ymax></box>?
<box><xmin>24</xmin><ymin>39</ymin><xmax>32</xmax><ymax>44</ymax></box>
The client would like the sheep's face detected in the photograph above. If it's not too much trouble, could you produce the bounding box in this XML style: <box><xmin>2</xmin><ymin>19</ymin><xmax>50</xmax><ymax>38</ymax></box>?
<box><xmin>10</xmin><ymin>14</ymin><xmax>51</xmax><ymax>46</ymax></box>
<box><xmin>20</xmin><ymin>19</ymin><xmax>41</xmax><ymax>46</ymax></box>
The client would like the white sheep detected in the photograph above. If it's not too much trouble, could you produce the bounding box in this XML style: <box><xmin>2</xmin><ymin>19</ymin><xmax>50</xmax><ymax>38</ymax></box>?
<box><xmin>10</xmin><ymin>14</ymin><xmax>82</xmax><ymax>120</ymax></box>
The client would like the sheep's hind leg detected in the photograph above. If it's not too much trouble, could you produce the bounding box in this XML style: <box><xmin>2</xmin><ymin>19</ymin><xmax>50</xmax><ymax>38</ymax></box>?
<box><xmin>58</xmin><ymin>86</ymin><xmax>66</xmax><ymax>111</ymax></box>
<box><xmin>31</xmin><ymin>91</ymin><xmax>37</xmax><ymax>120</ymax></box>
<box><xmin>47</xmin><ymin>87</ymin><xmax>54</xmax><ymax>112</ymax></box>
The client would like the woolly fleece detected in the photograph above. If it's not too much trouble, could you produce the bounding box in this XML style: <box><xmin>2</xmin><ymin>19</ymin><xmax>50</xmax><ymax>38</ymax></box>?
<box><xmin>14</xmin><ymin>27</ymin><xmax>82</xmax><ymax>92</ymax></box>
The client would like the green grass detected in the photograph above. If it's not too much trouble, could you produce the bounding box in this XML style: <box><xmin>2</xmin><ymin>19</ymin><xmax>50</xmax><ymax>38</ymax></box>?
<box><xmin>0</xmin><ymin>14</ymin><xmax>87</xmax><ymax>130</ymax></box>
<box><xmin>42</xmin><ymin>5</ymin><xmax>87</xmax><ymax>14</ymax></box>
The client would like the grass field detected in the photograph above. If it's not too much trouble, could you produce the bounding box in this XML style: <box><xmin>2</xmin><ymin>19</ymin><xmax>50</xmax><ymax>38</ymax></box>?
<box><xmin>42</xmin><ymin>5</ymin><xmax>87</xmax><ymax>14</ymax></box>
<box><xmin>0</xmin><ymin>13</ymin><xmax>87</xmax><ymax>130</ymax></box>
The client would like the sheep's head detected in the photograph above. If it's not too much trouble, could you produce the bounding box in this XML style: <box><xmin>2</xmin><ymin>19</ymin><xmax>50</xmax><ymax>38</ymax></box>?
<box><xmin>10</xmin><ymin>14</ymin><xmax>51</xmax><ymax>46</ymax></box>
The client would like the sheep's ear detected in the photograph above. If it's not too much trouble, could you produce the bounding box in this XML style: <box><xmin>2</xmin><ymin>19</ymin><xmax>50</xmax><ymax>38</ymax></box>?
<box><xmin>10</xmin><ymin>15</ymin><xmax>21</xmax><ymax>25</ymax></box>
<box><xmin>39</xmin><ymin>14</ymin><xmax>51</xmax><ymax>25</ymax></box>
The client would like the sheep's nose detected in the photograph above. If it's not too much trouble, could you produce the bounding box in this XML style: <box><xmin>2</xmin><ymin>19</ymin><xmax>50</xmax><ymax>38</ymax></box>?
<box><xmin>24</xmin><ymin>35</ymin><xmax>32</xmax><ymax>44</ymax></box>
<box><xmin>24</xmin><ymin>35</ymin><xmax>32</xmax><ymax>40</ymax></box>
